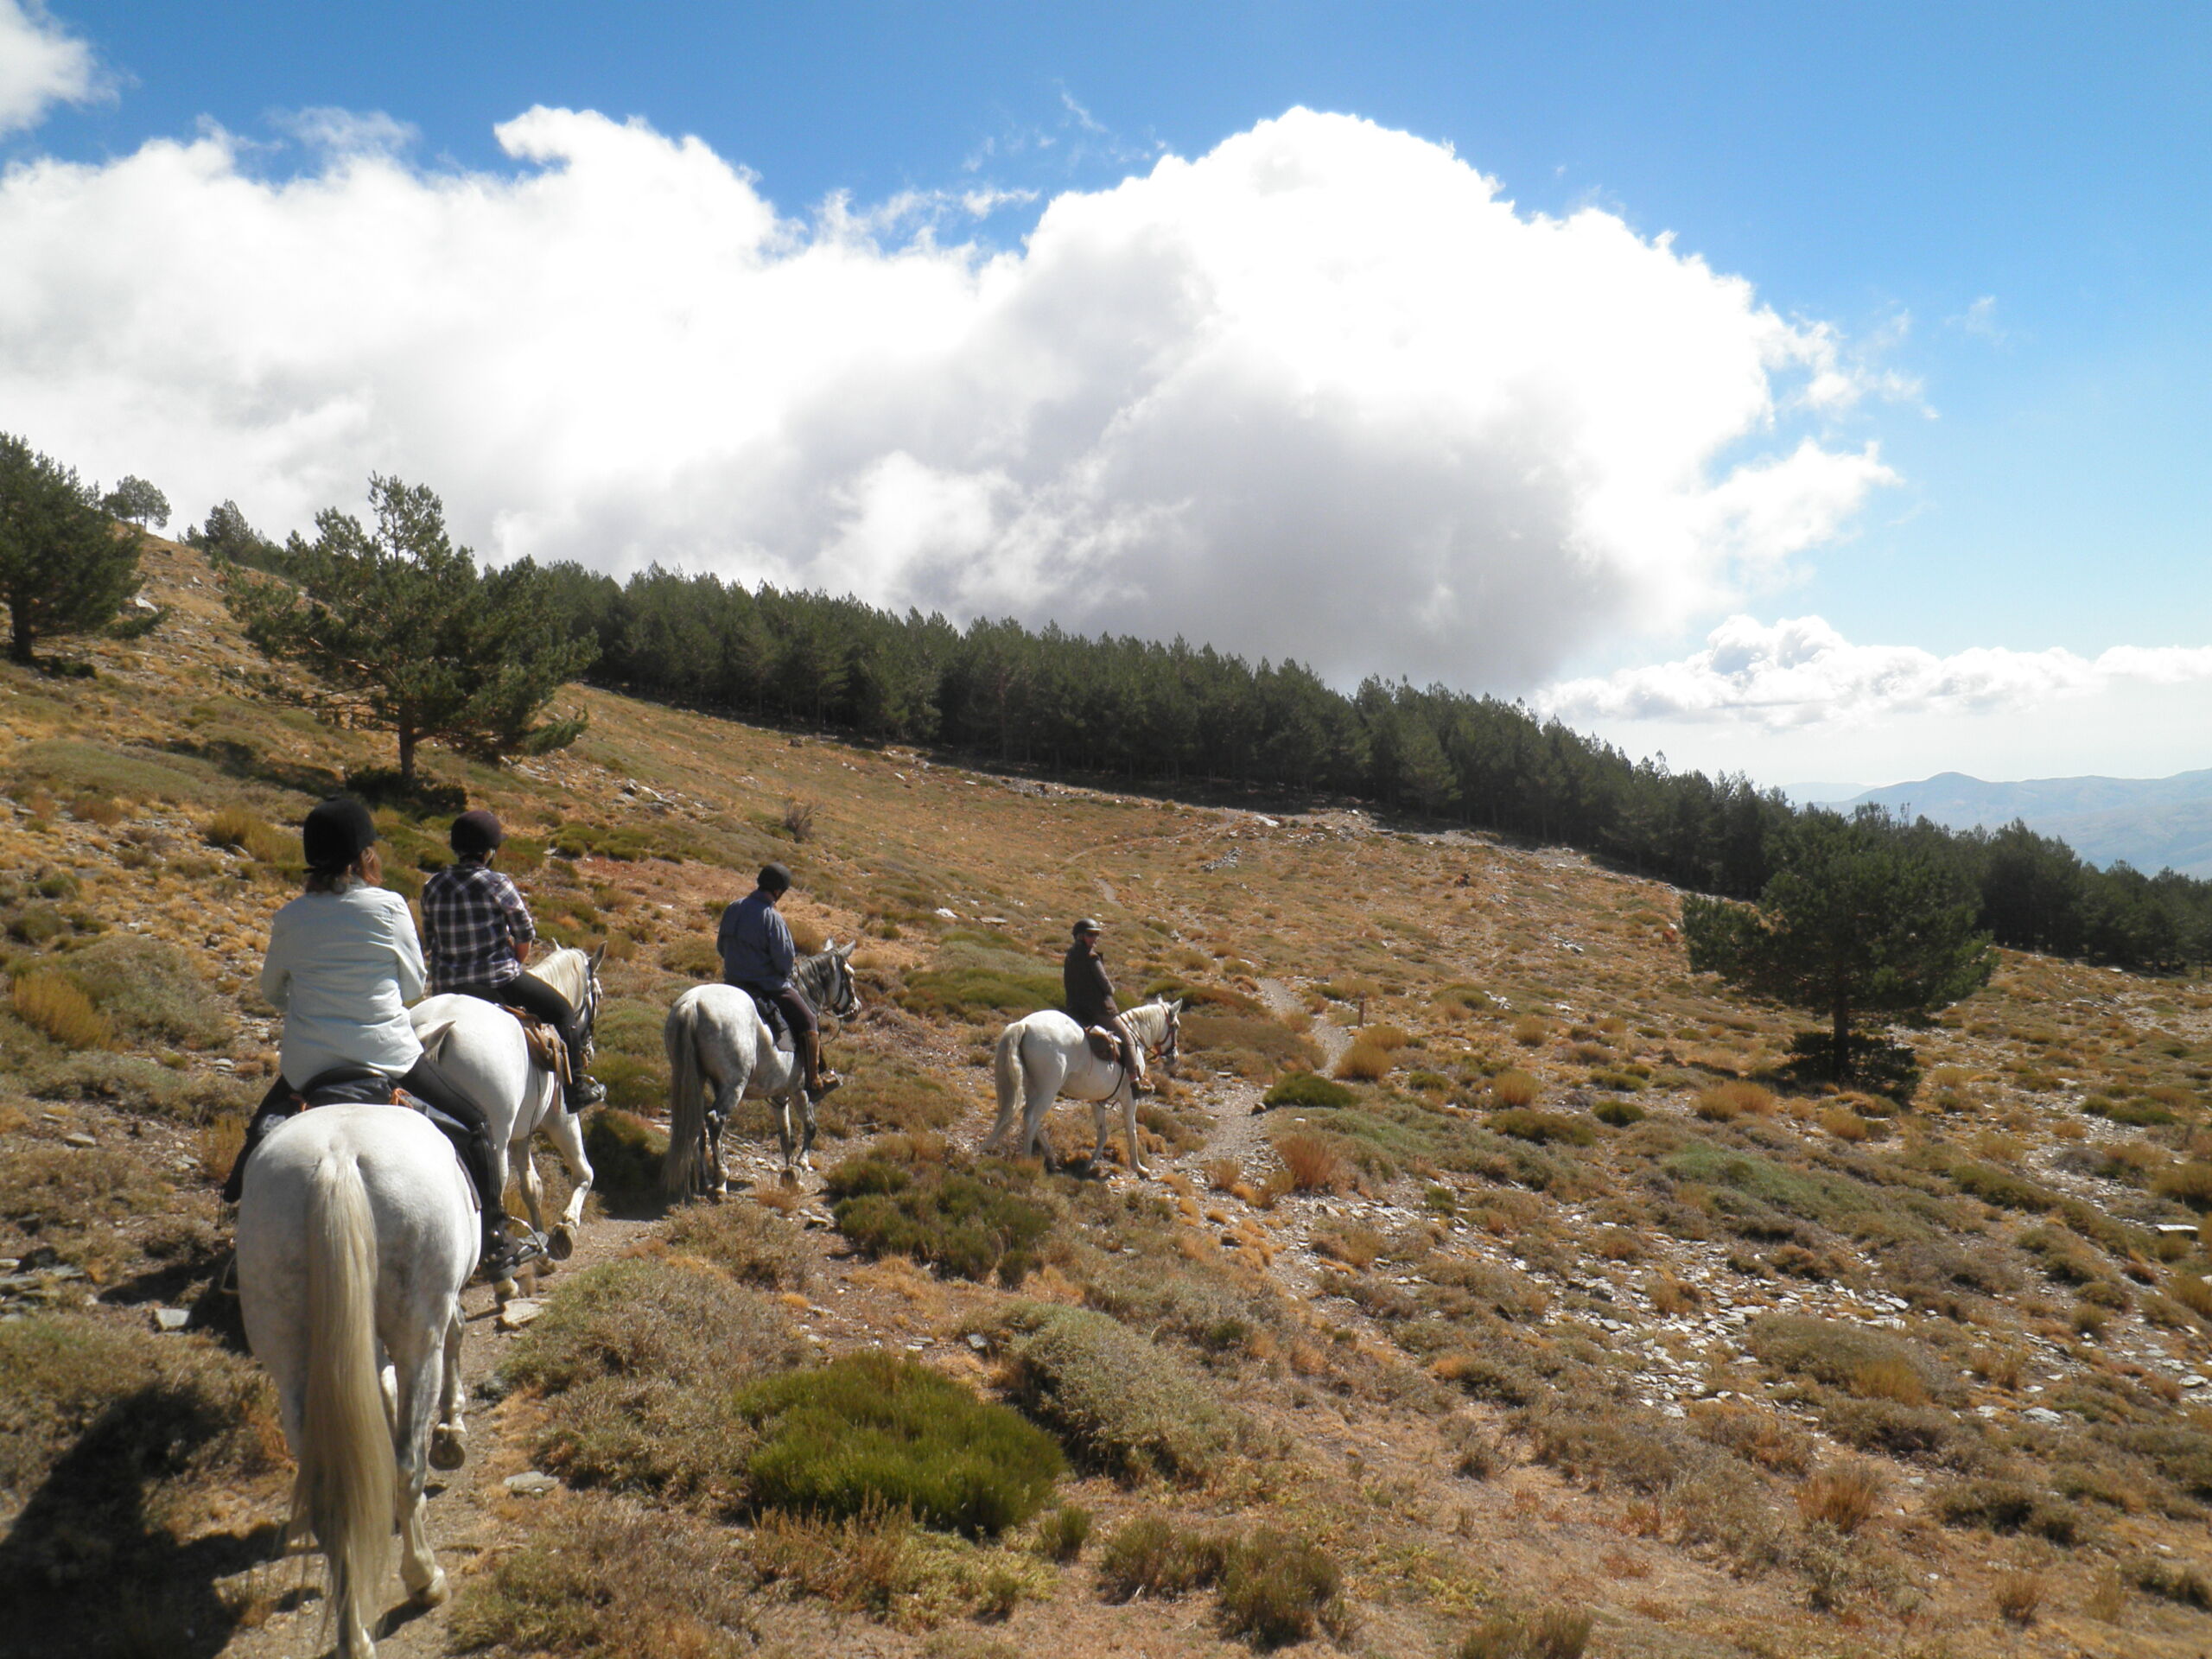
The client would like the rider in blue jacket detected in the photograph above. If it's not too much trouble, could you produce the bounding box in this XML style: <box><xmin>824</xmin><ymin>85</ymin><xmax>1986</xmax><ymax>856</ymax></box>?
<box><xmin>718</xmin><ymin>861</ymin><xmax>840</xmax><ymax>1099</ymax></box>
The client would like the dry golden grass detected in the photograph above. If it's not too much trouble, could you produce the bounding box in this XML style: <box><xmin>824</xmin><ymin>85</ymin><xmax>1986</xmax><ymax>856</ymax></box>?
<box><xmin>1819</xmin><ymin>1108</ymin><xmax>1871</xmax><ymax>1142</ymax></box>
<box><xmin>1510</xmin><ymin>1014</ymin><xmax>1550</xmax><ymax>1047</ymax></box>
<box><xmin>1276</xmin><ymin>1133</ymin><xmax>1353</xmax><ymax>1194</ymax></box>
<box><xmin>1994</xmin><ymin>1567</ymin><xmax>2047</xmax><ymax>1626</ymax></box>
<box><xmin>1694</xmin><ymin>1080</ymin><xmax>1775</xmax><ymax>1122</ymax></box>
<box><xmin>1849</xmin><ymin>1356</ymin><xmax>1928</xmax><ymax>1407</ymax></box>
<box><xmin>1334</xmin><ymin>1036</ymin><xmax>1394</xmax><ymax>1081</ymax></box>
<box><xmin>1796</xmin><ymin>1462</ymin><xmax>1884</xmax><ymax>1534</ymax></box>
<box><xmin>1490</xmin><ymin>1069</ymin><xmax>1541</xmax><ymax>1108</ymax></box>
<box><xmin>12</xmin><ymin>973</ymin><xmax>111</xmax><ymax>1048</ymax></box>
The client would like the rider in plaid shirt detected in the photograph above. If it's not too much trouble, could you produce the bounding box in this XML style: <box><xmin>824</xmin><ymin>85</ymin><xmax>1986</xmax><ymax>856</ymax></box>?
<box><xmin>422</xmin><ymin>810</ymin><xmax>602</xmax><ymax>1110</ymax></box>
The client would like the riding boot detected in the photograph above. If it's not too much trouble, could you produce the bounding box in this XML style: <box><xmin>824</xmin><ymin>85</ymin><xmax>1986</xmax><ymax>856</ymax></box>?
<box><xmin>803</xmin><ymin>1031</ymin><xmax>842</xmax><ymax>1099</ymax></box>
<box><xmin>220</xmin><ymin>1095</ymin><xmax>294</xmax><ymax>1204</ymax></box>
<box><xmin>456</xmin><ymin>1126</ymin><xmax>537</xmax><ymax>1280</ymax></box>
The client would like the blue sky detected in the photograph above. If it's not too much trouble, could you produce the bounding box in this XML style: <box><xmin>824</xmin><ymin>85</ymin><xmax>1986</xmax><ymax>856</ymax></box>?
<box><xmin>9</xmin><ymin>3</ymin><xmax>2211</xmax><ymax>785</ymax></box>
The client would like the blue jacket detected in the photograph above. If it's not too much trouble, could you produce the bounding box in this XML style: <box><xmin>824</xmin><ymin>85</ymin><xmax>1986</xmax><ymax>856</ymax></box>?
<box><xmin>718</xmin><ymin>891</ymin><xmax>795</xmax><ymax>991</ymax></box>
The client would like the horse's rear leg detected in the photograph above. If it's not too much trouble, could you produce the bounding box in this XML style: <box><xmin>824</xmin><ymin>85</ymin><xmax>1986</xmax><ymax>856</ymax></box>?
<box><xmin>429</xmin><ymin>1306</ymin><xmax>467</xmax><ymax>1472</ymax></box>
<box><xmin>514</xmin><ymin>1135</ymin><xmax>547</xmax><ymax>1237</ymax></box>
<box><xmin>387</xmin><ymin>1324</ymin><xmax>450</xmax><ymax>1606</ymax></box>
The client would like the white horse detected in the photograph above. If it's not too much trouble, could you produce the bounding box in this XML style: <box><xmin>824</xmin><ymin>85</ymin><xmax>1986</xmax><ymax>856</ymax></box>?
<box><xmin>983</xmin><ymin>998</ymin><xmax>1182</xmax><ymax>1177</ymax></box>
<box><xmin>662</xmin><ymin>944</ymin><xmax>859</xmax><ymax>1196</ymax></box>
<box><xmin>409</xmin><ymin>944</ymin><xmax>603</xmax><ymax>1266</ymax></box>
<box><xmin>236</xmin><ymin>1103</ymin><xmax>477</xmax><ymax>1659</ymax></box>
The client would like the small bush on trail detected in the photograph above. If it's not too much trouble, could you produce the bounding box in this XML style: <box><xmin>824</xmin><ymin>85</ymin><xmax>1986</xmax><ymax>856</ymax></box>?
<box><xmin>1593</xmin><ymin>1098</ymin><xmax>1644</xmax><ymax>1127</ymax></box>
<box><xmin>449</xmin><ymin>1492</ymin><xmax>750</xmax><ymax>1658</ymax></box>
<box><xmin>1000</xmin><ymin>1303</ymin><xmax>1245</xmax><ymax>1483</ymax></box>
<box><xmin>825</xmin><ymin>1153</ymin><xmax>1056</xmax><ymax>1285</ymax></box>
<box><xmin>503</xmin><ymin>1255</ymin><xmax>798</xmax><ymax>1505</ymax></box>
<box><xmin>1185</xmin><ymin>1010</ymin><xmax>1322</xmax><ymax>1078</ymax></box>
<box><xmin>1510</xmin><ymin>1014</ymin><xmax>1549</xmax><ymax>1047</ymax></box>
<box><xmin>1262</xmin><ymin>1071</ymin><xmax>1356</xmax><ymax>1110</ymax></box>
<box><xmin>664</xmin><ymin>1201</ymin><xmax>814</xmax><ymax>1291</ymax></box>
<box><xmin>1334</xmin><ymin>1036</ymin><xmax>1394</xmax><ymax>1081</ymax></box>
<box><xmin>735</xmin><ymin>1351</ymin><xmax>1062</xmax><ymax>1537</ymax></box>
<box><xmin>1217</xmin><ymin>1528</ymin><xmax>1351</xmax><ymax>1649</ymax></box>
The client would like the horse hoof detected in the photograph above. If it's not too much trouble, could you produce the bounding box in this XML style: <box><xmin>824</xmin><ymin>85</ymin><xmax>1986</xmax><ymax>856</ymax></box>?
<box><xmin>412</xmin><ymin>1567</ymin><xmax>450</xmax><ymax>1607</ymax></box>
<box><xmin>779</xmin><ymin>1169</ymin><xmax>800</xmax><ymax>1191</ymax></box>
<box><xmin>429</xmin><ymin>1426</ymin><xmax>467</xmax><ymax>1471</ymax></box>
<box><xmin>547</xmin><ymin>1225</ymin><xmax>575</xmax><ymax>1262</ymax></box>
<box><xmin>494</xmin><ymin>1276</ymin><xmax>519</xmax><ymax>1302</ymax></box>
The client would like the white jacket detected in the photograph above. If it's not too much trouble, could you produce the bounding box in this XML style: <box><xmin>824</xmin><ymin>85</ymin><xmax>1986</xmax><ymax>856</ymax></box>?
<box><xmin>261</xmin><ymin>881</ymin><xmax>428</xmax><ymax>1087</ymax></box>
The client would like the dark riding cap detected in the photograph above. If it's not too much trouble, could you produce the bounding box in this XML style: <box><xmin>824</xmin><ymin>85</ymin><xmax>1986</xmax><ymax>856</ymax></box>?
<box><xmin>1072</xmin><ymin>918</ymin><xmax>1103</xmax><ymax>937</ymax></box>
<box><xmin>302</xmin><ymin>796</ymin><xmax>377</xmax><ymax>874</ymax></box>
<box><xmin>451</xmin><ymin>809</ymin><xmax>504</xmax><ymax>856</ymax></box>
<box><xmin>758</xmin><ymin>862</ymin><xmax>792</xmax><ymax>894</ymax></box>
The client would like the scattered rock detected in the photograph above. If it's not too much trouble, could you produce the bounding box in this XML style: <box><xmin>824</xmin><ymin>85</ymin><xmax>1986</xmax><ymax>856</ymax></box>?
<box><xmin>503</xmin><ymin>1471</ymin><xmax>557</xmax><ymax>1497</ymax></box>
<box><xmin>496</xmin><ymin>1299</ymin><xmax>543</xmax><ymax>1331</ymax></box>
<box><xmin>2022</xmin><ymin>1407</ymin><xmax>2065</xmax><ymax>1426</ymax></box>
<box><xmin>152</xmin><ymin>1306</ymin><xmax>190</xmax><ymax>1332</ymax></box>
<box><xmin>61</xmin><ymin>1131</ymin><xmax>97</xmax><ymax>1149</ymax></box>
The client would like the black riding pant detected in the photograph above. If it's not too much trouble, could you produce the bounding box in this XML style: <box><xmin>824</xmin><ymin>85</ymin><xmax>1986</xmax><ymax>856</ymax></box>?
<box><xmin>731</xmin><ymin>979</ymin><xmax>817</xmax><ymax>1043</ymax></box>
<box><xmin>448</xmin><ymin>970</ymin><xmax>587</xmax><ymax>1096</ymax></box>
<box><xmin>226</xmin><ymin>1054</ymin><xmax>501</xmax><ymax>1224</ymax></box>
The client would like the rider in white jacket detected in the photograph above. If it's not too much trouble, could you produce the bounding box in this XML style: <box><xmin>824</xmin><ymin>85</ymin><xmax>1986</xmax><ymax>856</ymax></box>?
<box><xmin>224</xmin><ymin>797</ymin><xmax>537</xmax><ymax>1281</ymax></box>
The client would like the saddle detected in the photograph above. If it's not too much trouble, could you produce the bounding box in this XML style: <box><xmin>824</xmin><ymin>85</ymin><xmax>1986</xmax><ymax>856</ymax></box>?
<box><xmin>502</xmin><ymin>1007</ymin><xmax>573</xmax><ymax>1084</ymax></box>
<box><xmin>1084</xmin><ymin>1022</ymin><xmax>1145</xmax><ymax>1080</ymax></box>
<box><xmin>743</xmin><ymin>989</ymin><xmax>795</xmax><ymax>1050</ymax></box>
<box><xmin>279</xmin><ymin>1065</ymin><xmax>480</xmax><ymax>1173</ymax></box>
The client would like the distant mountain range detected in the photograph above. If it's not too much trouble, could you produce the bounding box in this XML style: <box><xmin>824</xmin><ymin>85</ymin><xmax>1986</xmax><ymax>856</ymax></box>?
<box><xmin>1786</xmin><ymin>769</ymin><xmax>2212</xmax><ymax>879</ymax></box>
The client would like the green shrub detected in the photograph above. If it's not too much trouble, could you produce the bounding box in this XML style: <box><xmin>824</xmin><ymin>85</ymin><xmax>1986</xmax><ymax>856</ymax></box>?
<box><xmin>593</xmin><ymin>1051</ymin><xmax>668</xmax><ymax>1116</ymax></box>
<box><xmin>1036</xmin><ymin>1504</ymin><xmax>1092</xmax><ymax>1562</ymax></box>
<box><xmin>658</xmin><ymin>938</ymin><xmax>721</xmax><ymax>979</ymax></box>
<box><xmin>1096</xmin><ymin>1515</ymin><xmax>1235</xmax><ymax>1599</ymax></box>
<box><xmin>2088</xmin><ymin>1095</ymin><xmax>2177</xmax><ymax>1128</ymax></box>
<box><xmin>825</xmin><ymin>1154</ymin><xmax>1055</xmax><ymax>1285</ymax></box>
<box><xmin>582</xmin><ymin>1109</ymin><xmax>667</xmax><ymax>1200</ymax></box>
<box><xmin>2131</xmin><ymin>1556</ymin><xmax>2212</xmax><ymax>1609</ymax></box>
<box><xmin>1000</xmin><ymin>1304</ymin><xmax>1245</xmax><ymax>1483</ymax></box>
<box><xmin>1948</xmin><ymin>1161</ymin><xmax>2055</xmax><ymax>1211</ymax></box>
<box><xmin>2155</xmin><ymin>1162</ymin><xmax>2212</xmax><ymax>1211</ymax></box>
<box><xmin>735</xmin><ymin>1351</ymin><xmax>1062</xmax><ymax>1537</ymax></box>
<box><xmin>591</xmin><ymin>997</ymin><xmax>665</xmax><ymax>1059</ymax></box>
<box><xmin>502</xmin><ymin>1255</ymin><xmax>798</xmax><ymax>1504</ymax></box>
<box><xmin>827</xmin><ymin>1055</ymin><xmax>966</xmax><ymax>1135</ymax></box>
<box><xmin>1593</xmin><ymin>1098</ymin><xmax>1645</xmax><ymax>1127</ymax></box>
<box><xmin>664</xmin><ymin>1201</ymin><xmax>813</xmax><ymax>1291</ymax></box>
<box><xmin>1487</xmin><ymin>1109</ymin><xmax>1596</xmax><ymax>1147</ymax></box>
<box><xmin>57</xmin><ymin>937</ymin><xmax>232</xmax><ymax>1048</ymax></box>
<box><xmin>1217</xmin><ymin>1529</ymin><xmax>1351</xmax><ymax>1648</ymax></box>
<box><xmin>1934</xmin><ymin>1478</ymin><xmax>2084</xmax><ymax>1545</ymax></box>
<box><xmin>7</xmin><ymin>904</ymin><xmax>67</xmax><ymax>946</ymax></box>
<box><xmin>1187</xmin><ymin>1011</ymin><xmax>1322</xmax><ymax>1077</ymax></box>
<box><xmin>1262</xmin><ymin>1071</ymin><xmax>1357</xmax><ymax>1110</ymax></box>
<box><xmin>24</xmin><ymin>1052</ymin><xmax>248</xmax><ymax>1122</ymax></box>
<box><xmin>895</xmin><ymin>966</ymin><xmax>1062</xmax><ymax>1021</ymax></box>
<box><xmin>1745</xmin><ymin>1315</ymin><xmax>1958</xmax><ymax>1404</ymax></box>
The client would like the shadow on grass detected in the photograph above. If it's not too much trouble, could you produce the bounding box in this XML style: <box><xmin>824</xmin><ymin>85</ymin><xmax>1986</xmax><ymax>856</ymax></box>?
<box><xmin>0</xmin><ymin>1388</ymin><xmax>282</xmax><ymax>1659</ymax></box>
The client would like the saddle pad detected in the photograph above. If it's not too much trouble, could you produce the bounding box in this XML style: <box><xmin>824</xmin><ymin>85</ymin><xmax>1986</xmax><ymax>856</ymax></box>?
<box><xmin>503</xmin><ymin>1008</ymin><xmax>572</xmax><ymax>1084</ymax></box>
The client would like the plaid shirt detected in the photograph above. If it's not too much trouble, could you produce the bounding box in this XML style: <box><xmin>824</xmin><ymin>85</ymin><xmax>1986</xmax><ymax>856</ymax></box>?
<box><xmin>421</xmin><ymin>857</ymin><xmax>536</xmax><ymax>992</ymax></box>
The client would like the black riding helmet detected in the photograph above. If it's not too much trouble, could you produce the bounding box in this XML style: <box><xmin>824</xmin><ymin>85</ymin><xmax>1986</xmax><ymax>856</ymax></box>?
<box><xmin>451</xmin><ymin>809</ymin><xmax>504</xmax><ymax>856</ymax></box>
<box><xmin>758</xmin><ymin>862</ymin><xmax>792</xmax><ymax>895</ymax></box>
<box><xmin>1072</xmin><ymin>918</ymin><xmax>1103</xmax><ymax>938</ymax></box>
<box><xmin>302</xmin><ymin>796</ymin><xmax>377</xmax><ymax>874</ymax></box>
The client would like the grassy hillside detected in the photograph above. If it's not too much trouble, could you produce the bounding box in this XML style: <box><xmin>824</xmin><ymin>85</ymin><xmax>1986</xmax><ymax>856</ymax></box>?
<box><xmin>5</xmin><ymin>536</ymin><xmax>2212</xmax><ymax>1657</ymax></box>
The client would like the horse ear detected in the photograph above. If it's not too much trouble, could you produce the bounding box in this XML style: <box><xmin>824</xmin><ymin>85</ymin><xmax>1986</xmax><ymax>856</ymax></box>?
<box><xmin>836</xmin><ymin>942</ymin><xmax>855</xmax><ymax>959</ymax></box>
<box><xmin>589</xmin><ymin>943</ymin><xmax>607</xmax><ymax>971</ymax></box>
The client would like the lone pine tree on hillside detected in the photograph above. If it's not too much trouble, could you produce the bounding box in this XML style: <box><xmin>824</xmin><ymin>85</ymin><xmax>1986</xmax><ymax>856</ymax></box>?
<box><xmin>219</xmin><ymin>474</ymin><xmax>596</xmax><ymax>785</ymax></box>
<box><xmin>99</xmin><ymin>475</ymin><xmax>170</xmax><ymax>530</ymax></box>
<box><xmin>1681</xmin><ymin>807</ymin><xmax>1996</xmax><ymax>1080</ymax></box>
<box><xmin>0</xmin><ymin>434</ymin><xmax>143</xmax><ymax>664</ymax></box>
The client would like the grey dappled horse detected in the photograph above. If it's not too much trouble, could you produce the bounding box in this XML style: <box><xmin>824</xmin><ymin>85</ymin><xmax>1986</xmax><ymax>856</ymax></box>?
<box><xmin>985</xmin><ymin>997</ymin><xmax>1182</xmax><ymax>1176</ymax></box>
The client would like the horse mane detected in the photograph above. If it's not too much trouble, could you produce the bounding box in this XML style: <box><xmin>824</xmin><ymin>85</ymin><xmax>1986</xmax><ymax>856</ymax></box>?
<box><xmin>532</xmin><ymin>945</ymin><xmax>589</xmax><ymax>1008</ymax></box>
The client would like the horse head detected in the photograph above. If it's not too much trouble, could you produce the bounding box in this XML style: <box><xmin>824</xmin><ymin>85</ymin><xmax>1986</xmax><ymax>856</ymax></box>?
<box><xmin>806</xmin><ymin>939</ymin><xmax>862</xmax><ymax>1021</ymax></box>
<box><xmin>1147</xmin><ymin>995</ymin><xmax>1182</xmax><ymax>1077</ymax></box>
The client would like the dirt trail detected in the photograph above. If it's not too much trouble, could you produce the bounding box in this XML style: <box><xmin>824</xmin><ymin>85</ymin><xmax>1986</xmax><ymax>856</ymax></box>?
<box><xmin>214</xmin><ymin>1205</ymin><xmax>660</xmax><ymax>1659</ymax></box>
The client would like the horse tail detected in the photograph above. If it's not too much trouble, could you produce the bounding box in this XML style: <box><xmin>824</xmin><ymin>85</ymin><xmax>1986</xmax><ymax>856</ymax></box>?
<box><xmin>663</xmin><ymin>994</ymin><xmax>705</xmax><ymax>1197</ymax></box>
<box><xmin>297</xmin><ymin>1151</ymin><xmax>393</xmax><ymax>1641</ymax></box>
<box><xmin>988</xmin><ymin>1019</ymin><xmax>1027</xmax><ymax>1153</ymax></box>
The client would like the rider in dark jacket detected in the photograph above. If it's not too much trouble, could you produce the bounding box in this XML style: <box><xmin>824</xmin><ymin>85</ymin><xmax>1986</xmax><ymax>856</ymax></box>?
<box><xmin>1063</xmin><ymin>918</ymin><xmax>1138</xmax><ymax>1076</ymax></box>
<box><xmin>718</xmin><ymin>862</ymin><xmax>840</xmax><ymax>1098</ymax></box>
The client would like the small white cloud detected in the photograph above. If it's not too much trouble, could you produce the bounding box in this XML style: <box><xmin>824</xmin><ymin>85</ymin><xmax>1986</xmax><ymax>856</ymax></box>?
<box><xmin>272</xmin><ymin>106</ymin><xmax>420</xmax><ymax>157</ymax></box>
<box><xmin>1948</xmin><ymin>294</ymin><xmax>2005</xmax><ymax>343</ymax></box>
<box><xmin>1541</xmin><ymin>614</ymin><xmax>2212</xmax><ymax>729</ymax></box>
<box><xmin>0</xmin><ymin>0</ymin><xmax>105</xmax><ymax>135</ymax></box>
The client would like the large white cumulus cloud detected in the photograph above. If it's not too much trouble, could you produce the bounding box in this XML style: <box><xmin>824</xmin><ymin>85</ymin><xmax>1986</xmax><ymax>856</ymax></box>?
<box><xmin>1543</xmin><ymin>613</ymin><xmax>2212</xmax><ymax>727</ymax></box>
<box><xmin>0</xmin><ymin>105</ymin><xmax>1891</xmax><ymax>685</ymax></box>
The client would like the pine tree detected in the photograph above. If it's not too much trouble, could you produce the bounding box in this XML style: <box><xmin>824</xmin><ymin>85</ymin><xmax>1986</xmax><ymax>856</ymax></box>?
<box><xmin>1681</xmin><ymin>808</ymin><xmax>1995</xmax><ymax>1079</ymax></box>
<box><xmin>219</xmin><ymin>474</ymin><xmax>595</xmax><ymax>785</ymax></box>
<box><xmin>0</xmin><ymin>434</ymin><xmax>141</xmax><ymax>664</ymax></box>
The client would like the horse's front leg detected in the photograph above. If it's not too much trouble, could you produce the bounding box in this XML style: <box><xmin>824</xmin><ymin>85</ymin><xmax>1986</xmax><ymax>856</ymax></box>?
<box><xmin>541</xmin><ymin>1103</ymin><xmax>593</xmax><ymax>1259</ymax></box>
<box><xmin>1118</xmin><ymin>1080</ymin><xmax>1147</xmax><ymax>1179</ymax></box>
<box><xmin>514</xmin><ymin>1133</ymin><xmax>548</xmax><ymax>1237</ymax></box>
<box><xmin>796</xmin><ymin>1086</ymin><xmax>818</xmax><ymax>1172</ymax></box>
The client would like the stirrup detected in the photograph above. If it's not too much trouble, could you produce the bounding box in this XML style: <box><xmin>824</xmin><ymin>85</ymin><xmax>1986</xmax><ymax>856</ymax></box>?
<box><xmin>480</xmin><ymin>1227</ymin><xmax>545</xmax><ymax>1281</ymax></box>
